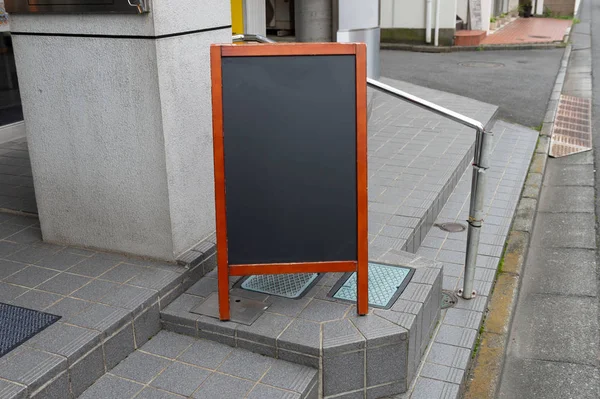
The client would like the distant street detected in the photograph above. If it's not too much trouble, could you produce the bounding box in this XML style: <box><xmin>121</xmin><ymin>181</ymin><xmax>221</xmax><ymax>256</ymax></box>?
<box><xmin>380</xmin><ymin>48</ymin><xmax>564</xmax><ymax>128</ymax></box>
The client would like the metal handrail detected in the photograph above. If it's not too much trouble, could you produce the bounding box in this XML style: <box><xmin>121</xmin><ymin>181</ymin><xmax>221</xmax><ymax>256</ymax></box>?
<box><xmin>228</xmin><ymin>34</ymin><xmax>491</xmax><ymax>300</ymax></box>
<box><xmin>232</xmin><ymin>34</ymin><xmax>276</xmax><ymax>43</ymax></box>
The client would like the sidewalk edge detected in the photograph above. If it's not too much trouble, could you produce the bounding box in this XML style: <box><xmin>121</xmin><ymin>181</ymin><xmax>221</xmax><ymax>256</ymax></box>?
<box><xmin>462</xmin><ymin>43</ymin><xmax>572</xmax><ymax>399</ymax></box>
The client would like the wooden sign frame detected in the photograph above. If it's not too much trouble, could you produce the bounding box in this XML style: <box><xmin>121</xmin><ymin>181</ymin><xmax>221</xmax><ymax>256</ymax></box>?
<box><xmin>210</xmin><ymin>42</ymin><xmax>368</xmax><ymax>321</ymax></box>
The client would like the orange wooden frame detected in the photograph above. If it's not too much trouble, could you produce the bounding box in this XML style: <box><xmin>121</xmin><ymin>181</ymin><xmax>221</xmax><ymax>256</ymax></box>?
<box><xmin>210</xmin><ymin>42</ymin><xmax>368</xmax><ymax>321</ymax></box>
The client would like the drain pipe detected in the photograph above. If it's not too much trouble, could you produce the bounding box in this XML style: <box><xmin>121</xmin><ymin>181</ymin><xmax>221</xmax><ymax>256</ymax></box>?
<box><xmin>426</xmin><ymin>0</ymin><xmax>433</xmax><ymax>43</ymax></box>
<box><xmin>434</xmin><ymin>0</ymin><xmax>441</xmax><ymax>46</ymax></box>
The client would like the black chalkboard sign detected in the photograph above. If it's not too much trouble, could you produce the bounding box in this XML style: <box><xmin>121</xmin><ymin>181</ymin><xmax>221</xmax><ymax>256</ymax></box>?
<box><xmin>210</xmin><ymin>43</ymin><xmax>368</xmax><ymax>320</ymax></box>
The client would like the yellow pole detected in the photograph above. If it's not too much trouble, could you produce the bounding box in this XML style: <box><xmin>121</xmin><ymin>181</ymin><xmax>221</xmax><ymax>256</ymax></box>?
<box><xmin>231</xmin><ymin>0</ymin><xmax>244</xmax><ymax>35</ymax></box>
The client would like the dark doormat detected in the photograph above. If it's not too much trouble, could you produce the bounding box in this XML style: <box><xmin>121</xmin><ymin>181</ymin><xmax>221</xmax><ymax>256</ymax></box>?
<box><xmin>0</xmin><ymin>303</ymin><xmax>61</xmax><ymax>358</ymax></box>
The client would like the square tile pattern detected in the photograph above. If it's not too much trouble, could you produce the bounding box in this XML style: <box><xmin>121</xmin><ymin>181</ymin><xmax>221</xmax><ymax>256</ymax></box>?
<box><xmin>81</xmin><ymin>331</ymin><xmax>318</xmax><ymax>399</ymax></box>
<box><xmin>0</xmin><ymin>138</ymin><xmax>36</xmax><ymax>214</ymax></box>
<box><xmin>0</xmin><ymin>215</ymin><xmax>216</xmax><ymax>398</ymax></box>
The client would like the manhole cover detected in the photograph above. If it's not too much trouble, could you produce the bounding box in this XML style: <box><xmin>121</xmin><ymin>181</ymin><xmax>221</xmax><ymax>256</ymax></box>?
<box><xmin>329</xmin><ymin>262</ymin><xmax>414</xmax><ymax>309</ymax></box>
<box><xmin>441</xmin><ymin>290</ymin><xmax>458</xmax><ymax>309</ymax></box>
<box><xmin>550</xmin><ymin>95</ymin><xmax>592</xmax><ymax>158</ymax></box>
<box><xmin>435</xmin><ymin>222</ymin><xmax>467</xmax><ymax>233</ymax></box>
<box><xmin>529</xmin><ymin>35</ymin><xmax>552</xmax><ymax>39</ymax></box>
<box><xmin>459</xmin><ymin>61</ymin><xmax>504</xmax><ymax>69</ymax></box>
<box><xmin>240</xmin><ymin>273</ymin><xmax>321</xmax><ymax>298</ymax></box>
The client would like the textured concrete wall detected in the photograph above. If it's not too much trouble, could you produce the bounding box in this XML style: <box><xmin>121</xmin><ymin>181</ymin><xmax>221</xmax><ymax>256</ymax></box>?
<box><xmin>11</xmin><ymin>0</ymin><xmax>231</xmax><ymax>260</ymax></box>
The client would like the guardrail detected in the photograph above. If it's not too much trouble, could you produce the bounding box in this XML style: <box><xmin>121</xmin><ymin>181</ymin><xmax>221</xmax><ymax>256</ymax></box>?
<box><xmin>229</xmin><ymin>34</ymin><xmax>493</xmax><ymax>300</ymax></box>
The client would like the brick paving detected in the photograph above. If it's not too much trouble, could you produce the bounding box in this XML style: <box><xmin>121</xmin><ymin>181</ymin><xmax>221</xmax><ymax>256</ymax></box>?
<box><xmin>482</xmin><ymin>18</ymin><xmax>572</xmax><ymax>45</ymax></box>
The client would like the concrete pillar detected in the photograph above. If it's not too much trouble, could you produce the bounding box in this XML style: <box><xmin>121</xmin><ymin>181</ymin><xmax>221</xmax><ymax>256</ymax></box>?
<box><xmin>295</xmin><ymin>0</ymin><xmax>332</xmax><ymax>42</ymax></box>
<box><xmin>10</xmin><ymin>1</ymin><xmax>232</xmax><ymax>261</ymax></box>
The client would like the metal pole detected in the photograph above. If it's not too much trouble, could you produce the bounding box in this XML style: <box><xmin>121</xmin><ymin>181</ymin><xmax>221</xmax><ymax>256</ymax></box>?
<box><xmin>461</xmin><ymin>126</ymin><xmax>492</xmax><ymax>299</ymax></box>
<box><xmin>295</xmin><ymin>0</ymin><xmax>333</xmax><ymax>42</ymax></box>
<box><xmin>366</xmin><ymin>78</ymin><xmax>491</xmax><ymax>301</ymax></box>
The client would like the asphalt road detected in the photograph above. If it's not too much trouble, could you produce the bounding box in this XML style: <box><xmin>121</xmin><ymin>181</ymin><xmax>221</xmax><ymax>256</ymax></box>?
<box><xmin>380</xmin><ymin>47</ymin><xmax>565</xmax><ymax>128</ymax></box>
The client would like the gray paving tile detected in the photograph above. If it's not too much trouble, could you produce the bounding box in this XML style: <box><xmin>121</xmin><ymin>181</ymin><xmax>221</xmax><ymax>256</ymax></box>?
<box><xmin>191</xmin><ymin>373</ymin><xmax>254</xmax><ymax>399</ymax></box>
<box><xmin>277</xmin><ymin>319</ymin><xmax>321</xmax><ymax>357</ymax></box>
<box><xmin>522</xmin><ymin>248</ymin><xmax>597</xmax><ymax>297</ymax></box>
<box><xmin>70</xmin><ymin>345</ymin><xmax>105</xmax><ymax>397</ymax></box>
<box><xmin>68</xmin><ymin>255</ymin><xmax>121</xmax><ymax>278</ymax></box>
<box><xmin>126</xmin><ymin>267</ymin><xmax>181</xmax><ymax>294</ymax></box>
<box><xmin>218</xmin><ymin>349</ymin><xmax>273</xmax><ymax>381</ymax></box>
<box><xmin>79</xmin><ymin>374</ymin><xmax>144</xmax><ymax>399</ymax></box>
<box><xmin>160</xmin><ymin>294</ymin><xmax>202</xmax><ymax>327</ymax></box>
<box><xmin>104</xmin><ymin>323</ymin><xmax>136</xmax><ymax>371</ymax></box>
<box><xmin>133</xmin><ymin>387</ymin><xmax>183</xmax><ymax>399</ymax></box>
<box><xmin>7</xmin><ymin>228</ymin><xmax>42</xmax><ymax>244</ymax></box>
<box><xmin>68</xmin><ymin>302</ymin><xmax>131</xmax><ymax>336</ymax></box>
<box><xmin>367</xmin><ymin>343</ymin><xmax>406</xmax><ymax>387</ymax></box>
<box><xmin>261</xmin><ymin>361</ymin><xmax>316</xmax><ymax>394</ymax></box>
<box><xmin>98</xmin><ymin>284</ymin><xmax>158</xmax><ymax>315</ymax></box>
<box><xmin>0</xmin><ymin>378</ymin><xmax>27</xmax><ymax>399</ymax></box>
<box><xmin>266</xmin><ymin>296</ymin><xmax>311</xmax><ymax>318</ymax></box>
<box><xmin>11</xmin><ymin>289</ymin><xmax>63</xmax><ymax>311</ymax></box>
<box><xmin>322</xmin><ymin>350</ymin><xmax>364</xmax><ymax>396</ymax></box>
<box><xmin>434</xmin><ymin>324</ymin><xmax>477</xmax><ymax>349</ymax></box>
<box><xmin>0</xmin><ymin>281</ymin><xmax>28</xmax><ymax>302</ymax></box>
<box><xmin>0</xmin><ymin>259</ymin><xmax>27</xmax><ymax>279</ymax></box>
<box><xmin>37</xmin><ymin>272</ymin><xmax>91</xmax><ymax>295</ymax></box>
<box><xmin>0</xmin><ymin>347</ymin><xmax>66</xmax><ymax>393</ymax></box>
<box><xmin>98</xmin><ymin>263</ymin><xmax>147</xmax><ymax>283</ymax></box>
<box><xmin>443</xmin><ymin>308</ymin><xmax>482</xmax><ymax>330</ymax></box>
<box><xmin>133</xmin><ymin>302</ymin><xmax>160</xmax><ymax>347</ymax></box>
<box><xmin>498</xmin><ymin>357</ymin><xmax>599</xmax><ymax>399</ymax></box>
<box><xmin>178</xmin><ymin>339</ymin><xmax>233</xmax><ymax>370</ymax></box>
<box><xmin>111</xmin><ymin>351</ymin><xmax>172</xmax><ymax>384</ymax></box>
<box><xmin>24</xmin><ymin>322</ymin><xmax>101</xmax><ymax>363</ymax></box>
<box><xmin>7</xmin><ymin>245</ymin><xmax>59</xmax><ymax>265</ymax></box>
<box><xmin>247</xmin><ymin>384</ymin><xmax>301</xmax><ymax>399</ymax></box>
<box><xmin>35</xmin><ymin>249</ymin><xmax>86</xmax><ymax>271</ymax></box>
<box><xmin>420</xmin><ymin>363</ymin><xmax>465</xmax><ymax>385</ymax></box>
<box><xmin>508</xmin><ymin>294</ymin><xmax>598</xmax><ymax>365</ymax></box>
<box><xmin>70</xmin><ymin>279</ymin><xmax>120</xmax><ymax>302</ymax></box>
<box><xmin>4</xmin><ymin>266</ymin><xmax>58</xmax><ymax>288</ymax></box>
<box><xmin>427</xmin><ymin>343</ymin><xmax>470</xmax><ymax>370</ymax></box>
<box><xmin>30</xmin><ymin>370</ymin><xmax>69</xmax><ymax>399</ymax></box>
<box><xmin>322</xmin><ymin>319</ymin><xmax>365</xmax><ymax>355</ymax></box>
<box><xmin>140</xmin><ymin>330</ymin><xmax>195</xmax><ymax>359</ymax></box>
<box><xmin>411</xmin><ymin>377</ymin><xmax>459</xmax><ymax>399</ymax></box>
<box><xmin>297</xmin><ymin>299</ymin><xmax>351</xmax><ymax>323</ymax></box>
<box><xmin>150</xmin><ymin>362</ymin><xmax>211</xmax><ymax>397</ymax></box>
<box><xmin>44</xmin><ymin>297</ymin><xmax>93</xmax><ymax>320</ymax></box>
<box><xmin>237</xmin><ymin>312</ymin><xmax>292</xmax><ymax>346</ymax></box>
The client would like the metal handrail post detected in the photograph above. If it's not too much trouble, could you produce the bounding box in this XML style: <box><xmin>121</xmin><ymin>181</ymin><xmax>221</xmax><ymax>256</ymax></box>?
<box><xmin>225</xmin><ymin>35</ymin><xmax>492</xmax><ymax>300</ymax></box>
<box><xmin>366</xmin><ymin>79</ymin><xmax>491</xmax><ymax>300</ymax></box>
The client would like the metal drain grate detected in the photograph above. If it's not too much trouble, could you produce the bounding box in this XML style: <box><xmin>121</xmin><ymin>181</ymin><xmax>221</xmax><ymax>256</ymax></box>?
<box><xmin>241</xmin><ymin>273</ymin><xmax>320</xmax><ymax>299</ymax></box>
<box><xmin>329</xmin><ymin>262</ymin><xmax>414</xmax><ymax>308</ymax></box>
<box><xmin>441</xmin><ymin>290</ymin><xmax>459</xmax><ymax>309</ymax></box>
<box><xmin>550</xmin><ymin>95</ymin><xmax>592</xmax><ymax>158</ymax></box>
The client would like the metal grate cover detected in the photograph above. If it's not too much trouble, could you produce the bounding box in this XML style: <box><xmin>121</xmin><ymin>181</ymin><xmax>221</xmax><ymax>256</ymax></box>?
<box><xmin>550</xmin><ymin>95</ymin><xmax>592</xmax><ymax>158</ymax></box>
<box><xmin>241</xmin><ymin>273</ymin><xmax>320</xmax><ymax>299</ymax></box>
<box><xmin>329</xmin><ymin>262</ymin><xmax>414</xmax><ymax>308</ymax></box>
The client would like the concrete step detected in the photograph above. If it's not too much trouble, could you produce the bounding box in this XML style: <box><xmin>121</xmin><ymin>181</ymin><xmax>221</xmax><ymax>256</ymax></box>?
<box><xmin>160</xmin><ymin>252</ymin><xmax>443</xmax><ymax>398</ymax></box>
<box><xmin>367</xmin><ymin>78</ymin><xmax>498</xmax><ymax>258</ymax></box>
<box><xmin>78</xmin><ymin>330</ymin><xmax>318</xmax><ymax>399</ymax></box>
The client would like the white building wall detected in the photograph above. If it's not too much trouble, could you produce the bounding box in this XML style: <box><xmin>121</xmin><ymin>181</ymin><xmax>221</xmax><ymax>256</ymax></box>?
<box><xmin>380</xmin><ymin>0</ymin><xmax>457</xmax><ymax>30</ymax></box>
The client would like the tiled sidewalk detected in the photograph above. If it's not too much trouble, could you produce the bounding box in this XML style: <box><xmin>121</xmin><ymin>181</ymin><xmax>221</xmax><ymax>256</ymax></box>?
<box><xmin>80</xmin><ymin>330</ymin><xmax>318</xmax><ymax>399</ymax></box>
<box><xmin>482</xmin><ymin>18</ymin><xmax>572</xmax><ymax>45</ymax></box>
<box><xmin>392</xmin><ymin>121</ymin><xmax>539</xmax><ymax>398</ymax></box>
<box><xmin>0</xmin><ymin>213</ymin><xmax>215</xmax><ymax>398</ymax></box>
<box><xmin>368</xmin><ymin>78</ymin><xmax>497</xmax><ymax>257</ymax></box>
<box><xmin>0</xmin><ymin>137</ymin><xmax>36</xmax><ymax>213</ymax></box>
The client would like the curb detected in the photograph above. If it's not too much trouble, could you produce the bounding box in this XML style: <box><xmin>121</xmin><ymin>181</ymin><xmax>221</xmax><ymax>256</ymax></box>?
<box><xmin>380</xmin><ymin>42</ymin><xmax>567</xmax><ymax>53</ymax></box>
<box><xmin>462</xmin><ymin>43</ymin><xmax>572</xmax><ymax>398</ymax></box>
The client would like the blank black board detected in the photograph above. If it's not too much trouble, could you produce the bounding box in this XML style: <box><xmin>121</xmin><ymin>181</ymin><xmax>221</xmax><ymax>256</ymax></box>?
<box><xmin>221</xmin><ymin>55</ymin><xmax>358</xmax><ymax>265</ymax></box>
